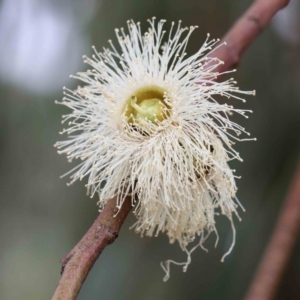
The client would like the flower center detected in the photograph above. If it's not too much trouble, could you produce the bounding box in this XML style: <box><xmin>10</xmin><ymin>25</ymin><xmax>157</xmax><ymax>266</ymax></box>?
<box><xmin>130</xmin><ymin>96</ymin><xmax>165</xmax><ymax>123</ymax></box>
<box><xmin>123</xmin><ymin>86</ymin><xmax>170</xmax><ymax>129</ymax></box>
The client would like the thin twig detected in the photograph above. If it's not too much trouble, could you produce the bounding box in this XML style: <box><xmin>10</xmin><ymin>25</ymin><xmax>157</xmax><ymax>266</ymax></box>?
<box><xmin>214</xmin><ymin>0</ymin><xmax>290</xmax><ymax>75</ymax></box>
<box><xmin>245</xmin><ymin>163</ymin><xmax>300</xmax><ymax>300</ymax></box>
<box><xmin>52</xmin><ymin>0</ymin><xmax>289</xmax><ymax>299</ymax></box>
<box><xmin>52</xmin><ymin>196</ymin><xmax>132</xmax><ymax>300</ymax></box>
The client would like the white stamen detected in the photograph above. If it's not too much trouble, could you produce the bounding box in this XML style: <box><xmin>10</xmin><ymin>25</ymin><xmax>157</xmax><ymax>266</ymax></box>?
<box><xmin>56</xmin><ymin>19</ymin><xmax>255</xmax><ymax>280</ymax></box>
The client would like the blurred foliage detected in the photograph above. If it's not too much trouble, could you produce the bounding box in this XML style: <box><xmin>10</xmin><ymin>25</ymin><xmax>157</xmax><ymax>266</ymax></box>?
<box><xmin>1</xmin><ymin>0</ymin><xmax>300</xmax><ymax>299</ymax></box>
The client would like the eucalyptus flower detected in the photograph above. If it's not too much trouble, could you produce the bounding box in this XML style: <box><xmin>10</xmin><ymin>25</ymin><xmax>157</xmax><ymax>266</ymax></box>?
<box><xmin>55</xmin><ymin>18</ymin><xmax>255</xmax><ymax>280</ymax></box>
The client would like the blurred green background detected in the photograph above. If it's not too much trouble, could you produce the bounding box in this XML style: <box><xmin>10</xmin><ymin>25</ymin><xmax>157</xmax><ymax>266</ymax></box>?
<box><xmin>1</xmin><ymin>0</ymin><xmax>300</xmax><ymax>299</ymax></box>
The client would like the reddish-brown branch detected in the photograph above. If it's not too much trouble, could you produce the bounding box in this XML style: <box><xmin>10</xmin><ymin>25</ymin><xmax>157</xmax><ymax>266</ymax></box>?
<box><xmin>245</xmin><ymin>163</ymin><xmax>300</xmax><ymax>300</ymax></box>
<box><xmin>52</xmin><ymin>0</ymin><xmax>290</xmax><ymax>299</ymax></box>
<box><xmin>214</xmin><ymin>0</ymin><xmax>289</xmax><ymax>75</ymax></box>
<box><xmin>52</xmin><ymin>196</ymin><xmax>132</xmax><ymax>300</ymax></box>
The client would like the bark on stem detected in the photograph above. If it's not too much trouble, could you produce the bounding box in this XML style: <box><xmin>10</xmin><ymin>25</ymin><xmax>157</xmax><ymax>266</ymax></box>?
<box><xmin>52</xmin><ymin>196</ymin><xmax>132</xmax><ymax>300</ymax></box>
<box><xmin>245</xmin><ymin>163</ymin><xmax>300</xmax><ymax>300</ymax></box>
<box><xmin>52</xmin><ymin>0</ymin><xmax>290</xmax><ymax>299</ymax></box>
<box><xmin>213</xmin><ymin>0</ymin><xmax>289</xmax><ymax>76</ymax></box>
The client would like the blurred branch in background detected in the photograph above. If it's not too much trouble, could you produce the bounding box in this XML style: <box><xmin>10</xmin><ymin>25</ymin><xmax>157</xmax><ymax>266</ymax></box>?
<box><xmin>52</xmin><ymin>0</ymin><xmax>290</xmax><ymax>299</ymax></box>
<box><xmin>245</xmin><ymin>163</ymin><xmax>300</xmax><ymax>300</ymax></box>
